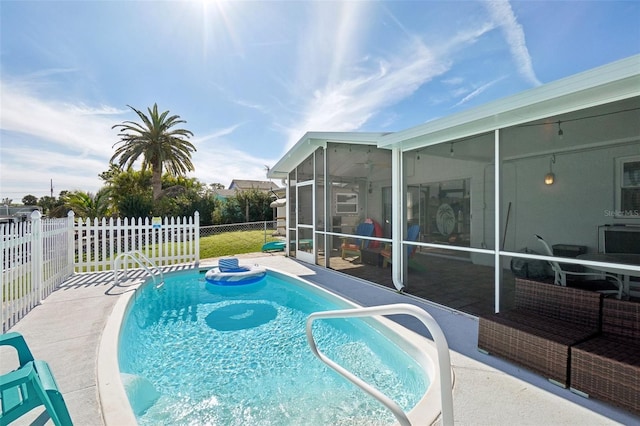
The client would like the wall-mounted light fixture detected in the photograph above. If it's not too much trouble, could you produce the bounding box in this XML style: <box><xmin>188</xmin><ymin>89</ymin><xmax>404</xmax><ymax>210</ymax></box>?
<box><xmin>450</xmin><ymin>142</ymin><xmax>455</xmax><ymax>157</ymax></box>
<box><xmin>545</xmin><ymin>154</ymin><xmax>556</xmax><ymax>185</ymax></box>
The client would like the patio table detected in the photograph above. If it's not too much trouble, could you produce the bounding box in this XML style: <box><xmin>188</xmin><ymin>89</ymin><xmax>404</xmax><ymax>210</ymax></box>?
<box><xmin>576</xmin><ymin>253</ymin><xmax>640</xmax><ymax>299</ymax></box>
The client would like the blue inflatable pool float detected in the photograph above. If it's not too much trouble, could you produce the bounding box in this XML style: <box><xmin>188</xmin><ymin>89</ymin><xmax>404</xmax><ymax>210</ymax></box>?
<box><xmin>205</xmin><ymin>258</ymin><xmax>267</xmax><ymax>286</ymax></box>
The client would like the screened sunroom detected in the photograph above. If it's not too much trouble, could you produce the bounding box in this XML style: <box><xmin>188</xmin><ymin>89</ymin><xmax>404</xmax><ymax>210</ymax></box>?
<box><xmin>268</xmin><ymin>55</ymin><xmax>640</xmax><ymax>316</ymax></box>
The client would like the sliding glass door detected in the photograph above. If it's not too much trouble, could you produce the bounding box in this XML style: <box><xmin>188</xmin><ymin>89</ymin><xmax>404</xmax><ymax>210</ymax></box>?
<box><xmin>296</xmin><ymin>181</ymin><xmax>314</xmax><ymax>263</ymax></box>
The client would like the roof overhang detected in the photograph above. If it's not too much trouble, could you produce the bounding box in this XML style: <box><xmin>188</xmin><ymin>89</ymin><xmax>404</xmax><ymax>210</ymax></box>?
<box><xmin>267</xmin><ymin>131</ymin><xmax>390</xmax><ymax>179</ymax></box>
<box><xmin>379</xmin><ymin>55</ymin><xmax>640</xmax><ymax>152</ymax></box>
<box><xmin>268</xmin><ymin>55</ymin><xmax>640</xmax><ymax>178</ymax></box>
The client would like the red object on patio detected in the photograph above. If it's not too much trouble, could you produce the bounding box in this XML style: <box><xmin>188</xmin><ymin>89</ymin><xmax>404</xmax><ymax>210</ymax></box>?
<box><xmin>367</xmin><ymin>219</ymin><xmax>384</xmax><ymax>249</ymax></box>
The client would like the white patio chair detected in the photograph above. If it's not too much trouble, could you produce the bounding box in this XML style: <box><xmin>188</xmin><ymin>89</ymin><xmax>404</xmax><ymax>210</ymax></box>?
<box><xmin>535</xmin><ymin>235</ymin><xmax>622</xmax><ymax>298</ymax></box>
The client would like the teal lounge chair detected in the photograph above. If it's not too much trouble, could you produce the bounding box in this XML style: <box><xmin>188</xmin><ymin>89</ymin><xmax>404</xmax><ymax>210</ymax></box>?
<box><xmin>0</xmin><ymin>332</ymin><xmax>73</xmax><ymax>426</ymax></box>
<box><xmin>261</xmin><ymin>241</ymin><xmax>286</xmax><ymax>252</ymax></box>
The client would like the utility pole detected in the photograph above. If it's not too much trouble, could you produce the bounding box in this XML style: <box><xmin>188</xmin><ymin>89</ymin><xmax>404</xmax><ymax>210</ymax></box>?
<box><xmin>50</xmin><ymin>179</ymin><xmax>53</xmax><ymax>198</ymax></box>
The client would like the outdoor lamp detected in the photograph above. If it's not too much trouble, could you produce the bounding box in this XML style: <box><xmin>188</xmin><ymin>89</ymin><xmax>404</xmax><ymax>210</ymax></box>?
<box><xmin>545</xmin><ymin>154</ymin><xmax>556</xmax><ymax>185</ymax></box>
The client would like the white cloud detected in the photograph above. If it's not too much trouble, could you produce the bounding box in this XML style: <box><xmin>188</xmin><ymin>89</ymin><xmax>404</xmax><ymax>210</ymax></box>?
<box><xmin>0</xmin><ymin>80</ymin><xmax>127</xmax><ymax>197</ymax></box>
<box><xmin>483</xmin><ymin>1</ymin><xmax>541</xmax><ymax>86</ymax></box>
<box><xmin>281</xmin><ymin>8</ymin><xmax>504</xmax><ymax>150</ymax></box>
<box><xmin>275</xmin><ymin>1</ymin><xmax>541</xmax><ymax>149</ymax></box>
<box><xmin>0</xmin><ymin>0</ymin><xmax>549</xmax><ymax>200</ymax></box>
<box><xmin>442</xmin><ymin>77</ymin><xmax>465</xmax><ymax>86</ymax></box>
<box><xmin>190</xmin><ymin>140</ymin><xmax>280</xmax><ymax>188</ymax></box>
<box><xmin>232</xmin><ymin>98</ymin><xmax>269</xmax><ymax>114</ymax></box>
<box><xmin>195</xmin><ymin>123</ymin><xmax>244</xmax><ymax>143</ymax></box>
<box><xmin>0</xmin><ymin>147</ymin><xmax>108</xmax><ymax>198</ymax></box>
<box><xmin>292</xmin><ymin>1</ymin><xmax>371</xmax><ymax>97</ymax></box>
<box><xmin>453</xmin><ymin>76</ymin><xmax>507</xmax><ymax>107</ymax></box>
<box><xmin>0</xmin><ymin>81</ymin><xmax>271</xmax><ymax>198</ymax></box>
<box><xmin>1</xmin><ymin>81</ymin><xmax>123</xmax><ymax>159</ymax></box>
<box><xmin>189</xmin><ymin>123</ymin><xmax>281</xmax><ymax>188</ymax></box>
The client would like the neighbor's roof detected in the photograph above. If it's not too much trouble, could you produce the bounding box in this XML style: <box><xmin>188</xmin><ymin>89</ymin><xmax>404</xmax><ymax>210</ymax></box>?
<box><xmin>228</xmin><ymin>179</ymin><xmax>280</xmax><ymax>191</ymax></box>
<box><xmin>213</xmin><ymin>189</ymin><xmax>236</xmax><ymax>199</ymax></box>
<box><xmin>268</xmin><ymin>54</ymin><xmax>640</xmax><ymax>178</ymax></box>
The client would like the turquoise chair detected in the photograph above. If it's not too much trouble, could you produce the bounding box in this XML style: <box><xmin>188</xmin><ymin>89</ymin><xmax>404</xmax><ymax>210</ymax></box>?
<box><xmin>0</xmin><ymin>332</ymin><xmax>73</xmax><ymax>426</ymax></box>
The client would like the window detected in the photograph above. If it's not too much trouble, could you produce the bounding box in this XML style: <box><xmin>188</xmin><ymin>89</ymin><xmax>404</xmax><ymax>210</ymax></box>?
<box><xmin>616</xmin><ymin>155</ymin><xmax>640</xmax><ymax>218</ymax></box>
<box><xmin>335</xmin><ymin>193</ymin><xmax>358</xmax><ymax>214</ymax></box>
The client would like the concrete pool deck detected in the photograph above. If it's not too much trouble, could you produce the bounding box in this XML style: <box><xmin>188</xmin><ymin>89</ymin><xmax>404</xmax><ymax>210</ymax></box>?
<box><xmin>3</xmin><ymin>254</ymin><xmax>639</xmax><ymax>425</ymax></box>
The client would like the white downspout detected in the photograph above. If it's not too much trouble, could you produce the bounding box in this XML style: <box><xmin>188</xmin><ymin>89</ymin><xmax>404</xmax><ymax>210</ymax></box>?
<box><xmin>285</xmin><ymin>178</ymin><xmax>290</xmax><ymax>257</ymax></box>
<box><xmin>392</xmin><ymin>147</ymin><xmax>404</xmax><ymax>291</ymax></box>
<box><xmin>494</xmin><ymin>130</ymin><xmax>502</xmax><ymax>313</ymax></box>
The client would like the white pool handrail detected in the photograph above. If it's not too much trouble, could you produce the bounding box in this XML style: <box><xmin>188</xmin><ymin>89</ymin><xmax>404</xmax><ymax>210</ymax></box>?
<box><xmin>306</xmin><ymin>303</ymin><xmax>454</xmax><ymax>426</ymax></box>
<box><xmin>113</xmin><ymin>250</ymin><xmax>164</xmax><ymax>289</ymax></box>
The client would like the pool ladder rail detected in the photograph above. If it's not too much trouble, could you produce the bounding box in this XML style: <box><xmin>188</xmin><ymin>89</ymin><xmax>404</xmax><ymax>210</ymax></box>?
<box><xmin>306</xmin><ymin>303</ymin><xmax>454</xmax><ymax>426</ymax></box>
<box><xmin>113</xmin><ymin>250</ymin><xmax>165</xmax><ymax>289</ymax></box>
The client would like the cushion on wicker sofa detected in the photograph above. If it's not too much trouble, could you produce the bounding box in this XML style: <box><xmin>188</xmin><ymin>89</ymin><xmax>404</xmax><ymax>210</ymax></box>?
<box><xmin>478</xmin><ymin>278</ymin><xmax>602</xmax><ymax>387</ymax></box>
<box><xmin>570</xmin><ymin>298</ymin><xmax>640</xmax><ymax>416</ymax></box>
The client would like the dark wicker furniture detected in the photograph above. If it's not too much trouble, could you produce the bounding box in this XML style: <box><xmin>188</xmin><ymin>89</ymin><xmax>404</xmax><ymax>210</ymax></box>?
<box><xmin>478</xmin><ymin>278</ymin><xmax>602</xmax><ymax>387</ymax></box>
<box><xmin>570</xmin><ymin>298</ymin><xmax>640</xmax><ymax>415</ymax></box>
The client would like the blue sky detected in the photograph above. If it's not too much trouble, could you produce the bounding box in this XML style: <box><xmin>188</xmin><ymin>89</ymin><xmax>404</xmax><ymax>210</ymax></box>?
<box><xmin>1</xmin><ymin>0</ymin><xmax>639</xmax><ymax>200</ymax></box>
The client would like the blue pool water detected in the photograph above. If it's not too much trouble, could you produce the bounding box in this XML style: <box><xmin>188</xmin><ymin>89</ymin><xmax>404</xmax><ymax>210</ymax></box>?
<box><xmin>119</xmin><ymin>269</ymin><xmax>429</xmax><ymax>425</ymax></box>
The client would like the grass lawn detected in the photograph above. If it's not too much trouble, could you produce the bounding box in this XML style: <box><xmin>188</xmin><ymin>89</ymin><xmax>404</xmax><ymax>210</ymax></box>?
<box><xmin>200</xmin><ymin>230</ymin><xmax>283</xmax><ymax>259</ymax></box>
<box><xmin>2</xmin><ymin>275</ymin><xmax>32</xmax><ymax>302</ymax></box>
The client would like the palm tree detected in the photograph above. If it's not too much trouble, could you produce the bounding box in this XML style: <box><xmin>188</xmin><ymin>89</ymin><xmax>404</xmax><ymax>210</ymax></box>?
<box><xmin>111</xmin><ymin>104</ymin><xmax>196</xmax><ymax>200</ymax></box>
<box><xmin>64</xmin><ymin>189</ymin><xmax>111</xmax><ymax>218</ymax></box>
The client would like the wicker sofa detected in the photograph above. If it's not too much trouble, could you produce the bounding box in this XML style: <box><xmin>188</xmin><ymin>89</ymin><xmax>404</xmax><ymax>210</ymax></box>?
<box><xmin>570</xmin><ymin>298</ymin><xmax>640</xmax><ymax>415</ymax></box>
<box><xmin>478</xmin><ymin>278</ymin><xmax>602</xmax><ymax>387</ymax></box>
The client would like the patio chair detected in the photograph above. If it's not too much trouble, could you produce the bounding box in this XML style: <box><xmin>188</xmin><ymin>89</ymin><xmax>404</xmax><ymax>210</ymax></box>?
<box><xmin>340</xmin><ymin>222</ymin><xmax>375</xmax><ymax>262</ymax></box>
<box><xmin>0</xmin><ymin>332</ymin><xmax>73</xmax><ymax>426</ymax></box>
<box><xmin>381</xmin><ymin>224</ymin><xmax>421</xmax><ymax>268</ymax></box>
<box><xmin>535</xmin><ymin>235</ymin><xmax>622</xmax><ymax>298</ymax></box>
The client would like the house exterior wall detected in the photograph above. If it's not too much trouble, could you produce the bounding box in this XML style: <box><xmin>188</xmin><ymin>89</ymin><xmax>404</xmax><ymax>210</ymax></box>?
<box><xmin>503</xmin><ymin>141</ymin><xmax>640</xmax><ymax>255</ymax></box>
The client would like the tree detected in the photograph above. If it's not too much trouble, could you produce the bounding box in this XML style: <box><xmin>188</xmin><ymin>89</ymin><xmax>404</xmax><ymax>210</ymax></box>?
<box><xmin>213</xmin><ymin>189</ymin><xmax>274</xmax><ymax>224</ymax></box>
<box><xmin>63</xmin><ymin>189</ymin><xmax>111</xmax><ymax>218</ymax></box>
<box><xmin>98</xmin><ymin>163</ymin><xmax>122</xmax><ymax>185</ymax></box>
<box><xmin>235</xmin><ymin>189</ymin><xmax>274</xmax><ymax>222</ymax></box>
<box><xmin>24</xmin><ymin>192</ymin><xmax>69</xmax><ymax>217</ymax></box>
<box><xmin>152</xmin><ymin>175</ymin><xmax>220</xmax><ymax>224</ymax></box>
<box><xmin>1</xmin><ymin>197</ymin><xmax>12</xmax><ymax>205</ymax></box>
<box><xmin>97</xmin><ymin>165</ymin><xmax>219</xmax><ymax>221</ymax></box>
<box><xmin>117</xmin><ymin>193</ymin><xmax>153</xmax><ymax>218</ymax></box>
<box><xmin>111</xmin><ymin>104</ymin><xmax>196</xmax><ymax>201</ymax></box>
<box><xmin>22</xmin><ymin>194</ymin><xmax>38</xmax><ymax>205</ymax></box>
<box><xmin>100</xmin><ymin>167</ymin><xmax>152</xmax><ymax>217</ymax></box>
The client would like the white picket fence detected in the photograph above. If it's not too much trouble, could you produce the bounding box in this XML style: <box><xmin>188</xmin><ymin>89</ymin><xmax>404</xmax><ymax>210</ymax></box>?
<box><xmin>1</xmin><ymin>211</ymin><xmax>75</xmax><ymax>332</ymax></box>
<box><xmin>76</xmin><ymin>212</ymin><xmax>200</xmax><ymax>272</ymax></box>
<box><xmin>2</xmin><ymin>211</ymin><xmax>200</xmax><ymax>332</ymax></box>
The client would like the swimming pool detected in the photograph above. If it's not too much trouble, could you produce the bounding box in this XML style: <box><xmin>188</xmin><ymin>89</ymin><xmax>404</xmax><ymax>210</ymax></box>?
<box><xmin>99</xmin><ymin>267</ymin><xmax>446</xmax><ymax>425</ymax></box>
